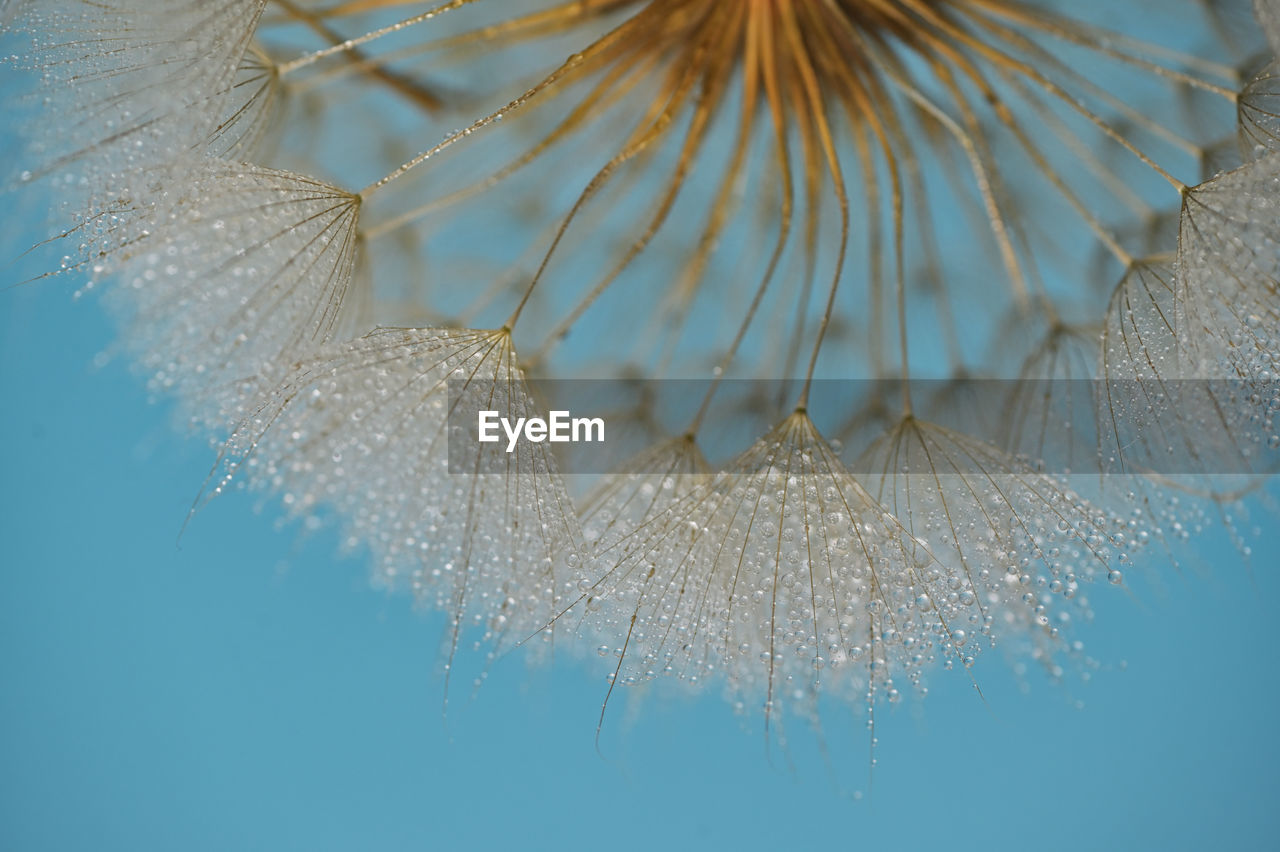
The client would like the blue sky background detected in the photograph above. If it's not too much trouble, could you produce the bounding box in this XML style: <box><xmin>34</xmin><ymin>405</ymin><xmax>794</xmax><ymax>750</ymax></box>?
<box><xmin>3</xmin><ymin>12</ymin><xmax>1280</xmax><ymax>850</ymax></box>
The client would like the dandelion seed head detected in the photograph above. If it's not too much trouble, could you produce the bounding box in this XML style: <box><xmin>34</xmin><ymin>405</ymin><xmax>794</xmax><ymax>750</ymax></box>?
<box><xmin>1178</xmin><ymin>154</ymin><xmax>1280</xmax><ymax>397</ymax></box>
<box><xmin>99</xmin><ymin>157</ymin><xmax>362</xmax><ymax>426</ymax></box>
<box><xmin>1239</xmin><ymin>61</ymin><xmax>1280</xmax><ymax>160</ymax></box>
<box><xmin>857</xmin><ymin>417</ymin><xmax>1135</xmax><ymax>675</ymax></box>
<box><xmin>221</xmin><ymin>326</ymin><xmax>585</xmax><ymax>657</ymax></box>
<box><xmin>6</xmin><ymin>0</ymin><xmax>265</xmax><ymax>197</ymax></box>
<box><xmin>580</xmin><ymin>434</ymin><xmax>711</xmax><ymax>551</ymax></box>
<box><xmin>7</xmin><ymin>0</ymin><xmax>1278</xmax><ymax>754</ymax></box>
<box><xmin>578</xmin><ymin>411</ymin><xmax>1003</xmax><ymax>724</ymax></box>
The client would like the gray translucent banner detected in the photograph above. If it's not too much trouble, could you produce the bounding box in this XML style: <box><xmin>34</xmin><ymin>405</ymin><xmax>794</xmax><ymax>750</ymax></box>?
<box><xmin>446</xmin><ymin>378</ymin><xmax>1280</xmax><ymax>476</ymax></box>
